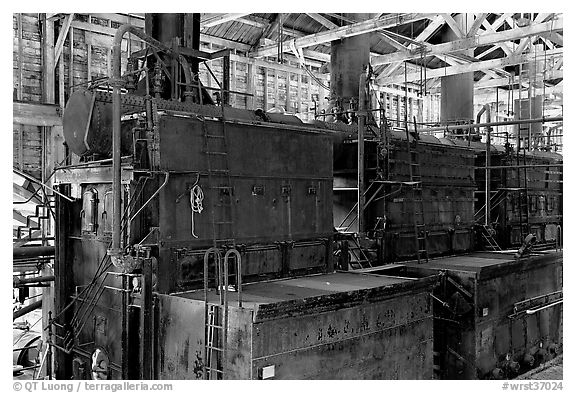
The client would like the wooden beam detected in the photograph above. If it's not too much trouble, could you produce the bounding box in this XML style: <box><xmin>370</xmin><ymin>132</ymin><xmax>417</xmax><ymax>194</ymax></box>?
<box><xmin>253</xmin><ymin>13</ymin><xmax>433</xmax><ymax>58</ymax></box>
<box><xmin>236</xmin><ymin>17</ymin><xmax>267</xmax><ymax>29</ymax></box>
<box><xmin>473</xmin><ymin>72</ymin><xmax>563</xmax><ymax>90</ymax></box>
<box><xmin>514</xmin><ymin>13</ymin><xmax>555</xmax><ymax>54</ymax></box>
<box><xmin>17</xmin><ymin>13</ymin><xmax>23</xmax><ymax>100</ymax></box>
<box><xmin>380</xmin><ymin>48</ymin><xmax>562</xmax><ymax>85</ymax></box>
<box><xmin>467</xmin><ymin>13</ymin><xmax>487</xmax><ymax>37</ymax></box>
<box><xmin>371</xmin><ymin>17</ymin><xmax>563</xmax><ymax>66</ymax></box>
<box><xmin>202</xmin><ymin>34</ymin><xmax>251</xmax><ymax>52</ymax></box>
<box><xmin>89</xmin><ymin>13</ymin><xmax>145</xmax><ymax>27</ymax></box>
<box><xmin>441</xmin><ymin>14</ymin><xmax>465</xmax><ymax>38</ymax></box>
<box><xmin>378</xmin><ymin>32</ymin><xmax>409</xmax><ymax>52</ymax></box>
<box><xmin>68</xmin><ymin>27</ymin><xmax>74</xmax><ymax>93</ymax></box>
<box><xmin>13</xmin><ymin>102</ymin><xmax>62</xmax><ymax>127</ymax></box>
<box><xmin>53</xmin><ymin>13</ymin><xmax>74</xmax><ymax>69</ymax></box>
<box><xmin>306</xmin><ymin>13</ymin><xmax>338</xmax><ymax>29</ymax></box>
<box><xmin>42</xmin><ymin>14</ymin><xmax>55</xmax><ymax>104</ymax></box>
<box><xmin>201</xmin><ymin>13</ymin><xmax>251</xmax><ymax>28</ymax></box>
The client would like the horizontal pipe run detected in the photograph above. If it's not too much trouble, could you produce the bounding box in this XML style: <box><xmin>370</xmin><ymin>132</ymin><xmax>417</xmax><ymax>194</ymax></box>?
<box><xmin>420</xmin><ymin>117</ymin><xmax>562</xmax><ymax>133</ymax></box>
<box><xmin>13</xmin><ymin>246</ymin><xmax>55</xmax><ymax>259</ymax></box>
<box><xmin>13</xmin><ymin>299</ymin><xmax>42</xmax><ymax>320</ymax></box>
<box><xmin>525</xmin><ymin>300</ymin><xmax>563</xmax><ymax>315</ymax></box>
<box><xmin>13</xmin><ymin>275</ymin><xmax>55</xmax><ymax>286</ymax></box>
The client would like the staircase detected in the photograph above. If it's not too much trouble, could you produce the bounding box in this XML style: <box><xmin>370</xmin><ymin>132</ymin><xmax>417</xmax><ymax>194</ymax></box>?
<box><xmin>481</xmin><ymin>225</ymin><xmax>502</xmax><ymax>251</ymax></box>
<box><xmin>345</xmin><ymin>235</ymin><xmax>373</xmax><ymax>270</ymax></box>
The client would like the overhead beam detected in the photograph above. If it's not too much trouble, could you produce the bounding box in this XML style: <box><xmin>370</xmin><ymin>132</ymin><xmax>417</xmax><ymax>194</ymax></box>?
<box><xmin>53</xmin><ymin>13</ymin><xmax>74</xmax><ymax>69</ymax></box>
<box><xmin>252</xmin><ymin>13</ymin><xmax>433</xmax><ymax>58</ymax></box>
<box><xmin>306</xmin><ymin>13</ymin><xmax>337</xmax><ymax>29</ymax></box>
<box><xmin>236</xmin><ymin>16</ymin><xmax>267</xmax><ymax>29</ymax></box>
<box><xmin>514</xmin><ymin>13</ymin><xmax>555</xmax><ymax>54</ymax></box>
<box><xmin>380</xmin><ymin>48</ymin><xmax>562</xmax><ymax>85</ymax></box>
<box><xmin>13</xmin><ymin>102</ymin><xmax>62</xmax><ymax>126</ymax></box>
<box><xmin>467</xmin><ymin>13</ymin><xmax>487</xmax><ymax>37</ymax></box>
<box><xmin>473</xmin><ymin>72</ymin><xmax>563</xmax><ymax>90</ymax></box>
<box><xmin>379</xmin><ymin>32</ymin><xmax>410</xmax><ymax>52</ymax></box>
<box><xmin>441</xmin><ymin>13</ymin><xmax>465</xmax><ymax>38</ymax></box>
<box><xmin>201</xmin><ymin>13</ymin><xmax>252</xmax><ymax>28</ymax></box>
<box><xmin>371</xmin><ymin>17</ymin><xmax>563</xmax><ymax>66</ymax></box>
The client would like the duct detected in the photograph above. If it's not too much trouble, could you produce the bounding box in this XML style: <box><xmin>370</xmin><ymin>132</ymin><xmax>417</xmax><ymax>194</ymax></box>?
<box><xmin>440</xmin><ymin>14</ymin><xmax>474</xmax><ymax>124</ymax></box>
<box><xmin>329</xmin><ymin>13</ymin><xmax>372</xmax><ymax>118</ymax></box>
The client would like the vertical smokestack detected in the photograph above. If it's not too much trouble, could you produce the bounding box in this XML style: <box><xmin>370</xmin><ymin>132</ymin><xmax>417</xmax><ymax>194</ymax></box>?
<box><xmin>330</xmin><ymin>14</ymin><xmax>372</xmax><ymax>114</ymax></box>
<box><xmin>440</xmin><ymin>14</ymin><xmax>474</xmax><ymax>123</ymax></box>
<box><xmin>143</xmin><ymin>13</ymin><xmax>202</xmax><ymax>101</ymax></box>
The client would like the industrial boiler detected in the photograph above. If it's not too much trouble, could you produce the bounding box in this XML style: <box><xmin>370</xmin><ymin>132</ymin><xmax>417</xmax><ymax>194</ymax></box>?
<box><xmin>49</xmin><ymin>17</ymin><xmax>437</xmax><ymax>380</ymax></box>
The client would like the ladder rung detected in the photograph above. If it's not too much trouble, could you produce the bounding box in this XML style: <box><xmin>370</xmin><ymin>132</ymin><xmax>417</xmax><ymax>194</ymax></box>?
<box><xmin>205</xmin><ymin>367</ymin><xmax>224</xmax><ymax>373</ymax></box>
<box><xmin>206</xmin><ymin>134</ymin><xmax>225</xmax><ymax>138</ymax></box>
<box><xmin>210</xmin><ymin>169</ymin><xmax>230</xmax><ymax>173</ymax></box>
<box><xmin>210</xmin><ymin>186</ymin><xmax>233</xmax><ymax>189</ymax></box>
<box><xmin>206</xmin><ymin>346</ymin><xmax>224</xmax><ymax>352</ymax></box>
<box><xmin>207</xmin><ymin>324</ymin><xmax>224</xmax><ymax>329</ymax></box>
<box><xmin>215</xmin><ymin>221</ymin><xmax>234</xmax><ymax>225</ymax></box>
<box><xmin>418</xmin><ymin>249</ymin><xmax>428</xmax><ymax>253</ymax></box>
<box><xmin>205</xmin><ymin>151</ymin><xmax>228</xmax><ymax>155</ymax></box>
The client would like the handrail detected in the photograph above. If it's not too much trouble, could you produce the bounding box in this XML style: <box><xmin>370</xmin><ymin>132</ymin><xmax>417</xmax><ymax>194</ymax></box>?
<box><xmin>13</xmin><ymin>167</ymin><xmax>74</xmax><ymax>202</ymax></box>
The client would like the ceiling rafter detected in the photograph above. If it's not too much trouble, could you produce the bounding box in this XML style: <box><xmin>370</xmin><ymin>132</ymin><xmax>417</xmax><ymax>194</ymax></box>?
<box><xmin>306</xmin><ymin>13</ymin><xmax>338</xmax><ymax>29</ymax></box>
<box><xmin>252</xmin><ymin>13</ymin><xmax>433</xmax><ymax>58</ymax></box>
<box><xmin>467</xmin><ymin>13</ymin><xmax>488</xmax><ymax>37</ymax></box>
<box><xmin>514</xmin><ymin>13</ymin><xmax>555</xmax><ymax>54</ymax></box>
<box><xmin>441</xmin><ymin>13</ymin><xmax>465</xmax><ymax>38</ymax></box>
<box><xmin>371</xmin><ymin>17</ymin><xmax>563</xmax><ymax>66</ymax></box>
<box><xmin>201</xmin><ymin>13</ymin><xmax>252</xmax><ymax>28</ymax></box>
<box><xmin>380</xmin><ymin>48</ymin><xmax>562</xmax><ymax>85</ymax></box>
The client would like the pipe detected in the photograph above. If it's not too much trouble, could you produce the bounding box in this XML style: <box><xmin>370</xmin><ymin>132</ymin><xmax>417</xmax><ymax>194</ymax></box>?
<box><xmin>525</xmin><ymin>299</ymin><xmax>563</xmax><ymax>315</ymax></box>
<box><xmin>13</xmin><ymin>299</ymin><xmax>42</xmax><ymax>320</ymax></box>
<box><xmin>420</xmin><ymin>116</ymin><xmax>562</xmax><ymax>133</ymax></box>
<box><xmin>477</xmin><ymin>104</ymin><xmax>492</xmax><ymax>226</ymax></box>
<box><xmin>13</xmin><ymin>246</ymin><xmax>55</xmax><ymax>259</ymax></box>
<box><xmin>357</xmin><ymin>70</ymin><xmax>367</xmax><ymax>235</ymax></box>
<box><xmin>13</xmin><ymin>275</ymin><xmax>55</xmax><ymax>287</ymax></box>
<box><xmin>110</xmin><ymin>24</ymin><xmax>190</xmax><ymax>259</ymax></box>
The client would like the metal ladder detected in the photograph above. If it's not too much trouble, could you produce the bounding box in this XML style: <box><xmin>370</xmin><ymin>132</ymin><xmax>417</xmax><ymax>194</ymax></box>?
<box><xmin>405</xmin><ymin>123</ymin><xmax>429</xmax><ymax>264</ymax></box>
<box><xmin>200</xmin><ymin>112</ymin><xmax>236</xmax><ymax>249</ymax></box>
<box><xmin>203</xmin><ymin>248</ymin><xmax>242</xmax><ymax>380</ymax></box>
